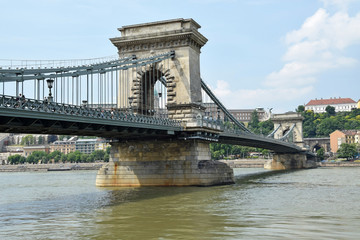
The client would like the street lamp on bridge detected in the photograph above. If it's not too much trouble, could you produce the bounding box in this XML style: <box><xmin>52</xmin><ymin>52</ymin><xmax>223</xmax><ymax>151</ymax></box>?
<box><xmin>46</xmin><ymin>79</ymin><xmax>54</xmax><ymax>102</ymax></box>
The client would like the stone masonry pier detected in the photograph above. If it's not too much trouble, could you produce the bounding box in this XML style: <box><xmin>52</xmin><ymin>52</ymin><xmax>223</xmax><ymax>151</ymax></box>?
<box><xmin>96</xmin><ymin>139</ymin><xmax>234</xmax><ymax>187</ymax></box>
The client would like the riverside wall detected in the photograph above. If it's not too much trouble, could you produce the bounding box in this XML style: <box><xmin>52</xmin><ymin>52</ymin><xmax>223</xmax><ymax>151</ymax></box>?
<box><xmin>219</xmin><ymin>159</ymin><xmax>268</xmax><ymax>168</ymax></box>
<box><xmin>0</xmin><ymin>162</ymin><xmax>104</xmax><ymax>172</ymax></box>
<box><xmin>2</xmin><ymin>160</ymin><xmax>359</xmax><ymax>172</ymax></box>
<box><xmin>320</xmin><ymin>162</ymin><xmax>360</xmax><ymax>167</ymax></box>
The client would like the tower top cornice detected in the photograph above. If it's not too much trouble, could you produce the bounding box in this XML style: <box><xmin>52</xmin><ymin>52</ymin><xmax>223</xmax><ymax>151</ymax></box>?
<box><xmin>110</xmin><ymin>18</ymin><xmax>208</xmax><ymax>52</ymax></box>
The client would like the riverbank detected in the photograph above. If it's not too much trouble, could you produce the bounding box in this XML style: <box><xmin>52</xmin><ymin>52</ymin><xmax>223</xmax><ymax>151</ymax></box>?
<box><xmin>0</xmin><ymin>162</ymin><xmax>104</xmax><ymax>172</ymax></box>
<box><xmin>0</xmin><ymin>159</ymin><xmax>269</xmax><ymax>172</ymax></box>
<box><xmin>320</xmin><ymin>161</ymin><xmax>360</xmax><ymax>167</ymax></box>
<box><xmin>2</xmin><ymin>159</ymin><xmax>359</xmax><ymax>172</ymax></box>
<box><xmin>220</xmin><ymin>159</ymin><xmax>360</xmax><ymax>168</ymax></box>
<box><xmin>219</xmin><ymin>159</ymin><xmax>269</xmax><ymax>168</ymax></box>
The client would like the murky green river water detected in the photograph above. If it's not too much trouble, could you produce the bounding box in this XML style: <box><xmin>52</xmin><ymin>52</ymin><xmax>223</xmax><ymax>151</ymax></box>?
<box><xmin>1</xmin><ymin>167</ymin><xmax>360</xmax><ymax>239</ymax></box>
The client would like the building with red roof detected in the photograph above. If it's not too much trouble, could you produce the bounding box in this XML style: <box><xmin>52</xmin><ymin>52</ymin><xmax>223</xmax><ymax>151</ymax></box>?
<box><xmin>305</xmin><ymin>97</ymin><xmax>357</xmax><ymax>113</ymax></box>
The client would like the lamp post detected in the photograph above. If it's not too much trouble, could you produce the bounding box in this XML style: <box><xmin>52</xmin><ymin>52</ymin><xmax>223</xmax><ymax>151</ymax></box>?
<box><xmin>46</xmin><ymin>79</ymin><xmax>54</xmax><ymax>102</ymax></box>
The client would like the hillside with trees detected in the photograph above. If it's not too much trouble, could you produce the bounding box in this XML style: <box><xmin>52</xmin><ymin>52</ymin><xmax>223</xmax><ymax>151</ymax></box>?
<box><xmin>296</xmin><ymin>106</ymin><xmax>360</xmax><ymax>138</ymax></box>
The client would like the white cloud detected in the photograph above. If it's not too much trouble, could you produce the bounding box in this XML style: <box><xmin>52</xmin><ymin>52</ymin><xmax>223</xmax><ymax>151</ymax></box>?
<box><xmin>212</xmin><ymin>2</ymin><xmax>360</xmax><ymax>112</ymax></box>
<box><xmin>212</xmin><ymin>80</ymin><xmax>313</xmax><ymax>111</ymax></box>
<box><xmin>265</xmin><ymin>7</ymin><xmax>360</xmax><ymax>90</ymax></box>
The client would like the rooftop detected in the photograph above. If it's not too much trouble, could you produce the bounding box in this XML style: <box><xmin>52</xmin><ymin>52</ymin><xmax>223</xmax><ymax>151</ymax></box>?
<box><xmin>305</xmin><ymin>97</ymin><xmax>356</xmax><ymax>106</ymax></box>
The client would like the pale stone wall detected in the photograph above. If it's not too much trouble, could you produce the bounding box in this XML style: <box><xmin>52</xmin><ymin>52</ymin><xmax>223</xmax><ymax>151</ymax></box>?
<box><xmin>111</xmin><ymin>140</ymin><xmax>211</xmax><ymax>162</ymax></box>
<box><xmin>264</xmin><ymin>153</ymin><xmax>316</xmax><ymax>170</ymax></box>
<box><xmin>272</xmin><ymin>112</ymin><xmax>304</xmax><ymax>147</ymax></box>
<box><xmin>96</xmin><ymin>139</ymin><xmax>234</xmax><ymax>187</ymax></box>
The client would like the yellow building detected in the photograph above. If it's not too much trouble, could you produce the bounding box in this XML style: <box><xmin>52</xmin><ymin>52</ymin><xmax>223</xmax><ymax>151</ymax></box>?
<box><xmin>357</xmin><ymin>99</ymin><xmax>360</xmax><ymax>109</ymax></box>
<box><xmin>50</xmin><ymin>137</ymin><xmax>77</xmax><ymax>154</ymax></box>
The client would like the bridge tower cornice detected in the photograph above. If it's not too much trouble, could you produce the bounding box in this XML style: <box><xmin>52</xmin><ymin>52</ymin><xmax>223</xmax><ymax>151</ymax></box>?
<box><xmin>111</xmin><ymin>18</ymin><xmax>208</xmax><ymax>55</ymax></box>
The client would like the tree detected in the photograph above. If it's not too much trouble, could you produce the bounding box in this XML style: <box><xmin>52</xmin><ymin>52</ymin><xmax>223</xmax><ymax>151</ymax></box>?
<box><xmin>91</xmin><ymin>150</ymin><xmax>106</xmax><ymax>161</ymax></box>
<box><xmin>337</xmin><ymin>143</ymin><xmax>357</xmax><ymax>160</ymax></box>
<box><xmin>316</xmin><ymin>148</ymin><xmax>325</xmax><ymax>160</ymax></box>
<box><xmin>258</xmin><ymin>120</ymin><xmax>274</xmax><ymax>136</ymax></box>
<box><xmin>8</xmin><ymin>154</ymin><xmax>26</xmax><ymax>164</ymax></box>
<box><xmin>49</xmin><ymin>151</ymin><xmax>62</xmax><ymax>163</ymax></box>
<box><xmin>315</xmin><ymin>118</ymin><xmax>340</xmax><ymax>137</ymax></box>
<box><xmin>325</xmin><ymin>105</ymin><xmax>336</xmax><ymax>115</ymax></box>
<box><xmin>27</xmin><ymin>151</ymin><xmax>49</xmax><ymax>164</ymax></box>
<box><xmin>248</xmin><ymin>110</ymin><xmax>260</xmax><ymax>133</ymax></box>
<box><xmin>38</xmin><ymin>136</ymin><xmax>44</xmax><ymax>144</ymax></box>
<box><xmin>67</xmin><ymin>151</ymin><xmax>82</xmax><ymax>163</ymax></box>
<box><xmin>21</xmin><ymin>135</ymin><xmax>35</xmax><ymax>146</ymax></box>
<box><xmin>296</xmin><ymin>105</ymin><xmax>305</xmax><ymax>113</ymax></box>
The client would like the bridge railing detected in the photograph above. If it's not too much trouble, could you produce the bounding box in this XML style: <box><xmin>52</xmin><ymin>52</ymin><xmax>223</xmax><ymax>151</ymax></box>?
<box><xmin>0</xmin><ymin>95</ymin><xmax>182</xmax><ymax>128</ymax></box>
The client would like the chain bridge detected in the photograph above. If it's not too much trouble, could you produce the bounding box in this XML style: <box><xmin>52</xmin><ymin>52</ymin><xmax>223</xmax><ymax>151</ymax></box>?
<box><xmin>0</xmin><ymin>19</ymin><xmax>316</xmax><ymax>186</ymax></box>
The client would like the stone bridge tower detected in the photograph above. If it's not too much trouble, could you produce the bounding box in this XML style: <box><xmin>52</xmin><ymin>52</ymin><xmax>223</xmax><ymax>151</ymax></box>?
<box><xmin>265</xmin><ymin>112</ymin><xmax>316</xmax><ymax>170</ymax></box>
<box><xmin>96</xmin><ymin>19</ymin><xmax>234</xmax><ymax>187</ymax></box>
<box><xmin>271</xmin><ymin>112</ymin><xmax>304</xmax><ymax>148</ymax></box>
<box><xmin>110</xmin><ymin>18</ymin><xmax>207</xmax><ymax>127</ymax></box>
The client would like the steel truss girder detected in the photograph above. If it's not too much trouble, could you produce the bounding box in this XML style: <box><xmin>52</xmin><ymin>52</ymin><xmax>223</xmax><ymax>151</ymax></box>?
<box><xmin>0</xmin><ymin>51</ymin><xmax>175</xmax><ymax>82</ymax></box>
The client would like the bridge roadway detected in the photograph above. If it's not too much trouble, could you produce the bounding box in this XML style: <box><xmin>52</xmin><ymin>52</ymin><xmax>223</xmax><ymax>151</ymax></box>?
<box><xmin>0</xmin><ymin>95</ymin><xmax>305</xmax><ymax>154</ymax></box>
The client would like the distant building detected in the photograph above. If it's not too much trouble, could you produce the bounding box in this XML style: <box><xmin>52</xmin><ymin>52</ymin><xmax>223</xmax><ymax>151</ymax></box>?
<box><xmin>75</xmin><ymin>138</ymin><xmax>109</xmax><ymax>154</ymax></box>
<box><xmin>23</xmin><ymin>145</ymin><xmax>50</xmax><ymax>157</ymax></box>
<box><xmin>329</xmin><ymin>130</ymin><xmax>360</xmax><ymax>153</ymax></box>
<box><xmin>305</xmin><ymin>97</ymin><xmax>357</xmax><ymax>113</ymax></box>
<box><xmin>50</xmin><ymin>137</ymin><xmax>77</xmax><ymax>154</ymax></box>
<box><xmin>0</xmin><ymin>150</ymin><xmax>24</xmax><ymax>165</ymax></box>
<box><xmin>357</xmin><ymin>99</ymin><xmax>360</xmax><ymax>109</ymax></box>
<box><xmin>203</xmin><ymin>103</ymin><xmax>268</xmax><ymax>123</ymax></box>
<box><xmin>50</xmin><ymin>137</ymin><xmax>109</xmax><ymax>155</ymax></box>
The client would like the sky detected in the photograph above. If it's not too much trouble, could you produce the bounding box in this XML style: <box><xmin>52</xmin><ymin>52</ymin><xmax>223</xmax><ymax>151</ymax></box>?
<box><xmin>1</xmin><ymin>0</ymin><xmax>359</xmax><ymax>113</ymax></box>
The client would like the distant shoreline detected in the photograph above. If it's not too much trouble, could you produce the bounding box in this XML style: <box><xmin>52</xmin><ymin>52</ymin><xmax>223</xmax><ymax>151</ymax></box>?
<box><xmin>0</xmin><ymin>162</ymin><xmax>104</xmax><ymax>172</ymax></box>
<box><xmin>220</xmin><ymin>159</ymin><xmax>360</xmax><ymax>168</ymax></box>
<box><xmin>1</xmin><ymin>159</ymin><xmax>359</xmax><ymax>172</ymax></box>
<box><xmin>319</xmin><ymin>161</ymin><xmax>360</xmax><ymax>167</ymax></box>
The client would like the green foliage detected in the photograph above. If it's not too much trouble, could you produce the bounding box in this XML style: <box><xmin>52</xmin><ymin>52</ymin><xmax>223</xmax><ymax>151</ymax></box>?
<box><xmin>38</xmin><ymin>136</ymin><xmax>44</xmax><ymax>144</ymax></box>
<box><xmin>8</xmin><ymin>154</ymin><xmax>26</xmax><ymax>164</ymax></box>
<box><xmin>325</xmin><ymin>105</ymin><xmax>336</xmax><ymax>115</ymax></box>
<box><xmin>27</xmin><ymin>151</ymin><xmax>49</xmax><ymax>164</ymax></box>
<box><xmin>247</xmin><ymin>110</ymin><xmax>274</xmax><ymax>135</ymax></box>
<box><xmin>8</xmin><ymin>149</ymin><xmax>109</xmax><ymax>165</ymax></box>
<box><xmin>296</xmin><ymin>105</ymin><xmax>305</xmax><ymax>113</ymax></box>
<box><xmin>21</xmin><ymin>135</ymin><xmax>35</xmax><ymax>146</ymax></box>
<box><xmin>302</xmin><ymin>108</ymin><xmax>360</xmax><ymax>137</ymax></box>
<box><xmin>337</xmin><ymin>143</ymin><xmax>358</xmax><ymax>160</ymax></box>
<box><xmin>248</xmin><ymin>110</ymin><xmax>260</xmax><ymax>133</ymax></box>
<box><xmin>91</xmin><ymin>150</ymin><xmax>106</xmax><ymax>161</ymax></box>
<box><xmin>316</xmin><ymin>148</ymin><xmax>325</xmax><ymax>160</ymax></box>
<box><xmin>258</xmin><ymin>120</ymin><xmax>274</xmax><ymax>136</ymax></box>
<box><xmin>210</xmin><ymin>143</ymin><xmax>266</xmax><ymax>160</ymax></box>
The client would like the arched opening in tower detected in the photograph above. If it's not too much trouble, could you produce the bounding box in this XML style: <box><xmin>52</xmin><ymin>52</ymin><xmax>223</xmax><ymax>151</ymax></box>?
<box><xmin>139</xmin><ymin>67</ymin><xmax>167</xmax><ymax>117</ymax></box>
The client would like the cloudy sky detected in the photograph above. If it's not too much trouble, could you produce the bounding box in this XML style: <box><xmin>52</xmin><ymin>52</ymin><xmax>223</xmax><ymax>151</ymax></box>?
<box><xmin>1</xmin><ymin>0</ymin><xmax>359</xmax><ymax>113</ymax></box>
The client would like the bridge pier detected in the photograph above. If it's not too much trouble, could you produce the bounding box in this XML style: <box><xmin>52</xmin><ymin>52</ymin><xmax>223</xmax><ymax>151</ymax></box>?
<box><xmin>264</xmin><ymin>153</ymin><xmax>317</xmax><ymax>170</ymax></box>
<box><xmin>96</xmin><ymin>139</ymin><xmax>234</xmax><ymax>187</ymax></box>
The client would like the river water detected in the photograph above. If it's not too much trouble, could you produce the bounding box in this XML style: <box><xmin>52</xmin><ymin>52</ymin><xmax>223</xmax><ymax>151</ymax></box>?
<box><xmin>1</xmin><ymin>167</ymin><xmax>359</xmax><ymax>240</ymax></box>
